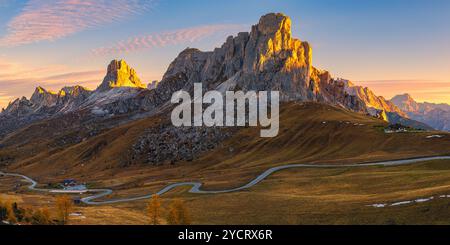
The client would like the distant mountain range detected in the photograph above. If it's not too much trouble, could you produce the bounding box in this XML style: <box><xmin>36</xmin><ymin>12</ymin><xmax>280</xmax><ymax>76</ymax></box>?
<box><xmin>391</xmin><ymin>93</ymin><xmax>450</xmax><ymax>131</ymax></box>
<box><xmin>1</xmin><ymin>13</ymin><xmax>435</xmax><ymax>138</ymax></box>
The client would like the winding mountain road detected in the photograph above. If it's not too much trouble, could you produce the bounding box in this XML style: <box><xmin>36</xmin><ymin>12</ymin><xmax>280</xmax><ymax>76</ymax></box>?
<box><xmin>1</xmin><ymin>155</ymin><xmax>450</xmax><ymax>205</ymax></box>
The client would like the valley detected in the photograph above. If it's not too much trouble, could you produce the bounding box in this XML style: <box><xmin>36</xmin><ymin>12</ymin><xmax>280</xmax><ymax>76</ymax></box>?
<box><xmin>3</xmin><ymin>157</ymin><xmax>450</xmax><ymax>225</ymax></box>
<box><xmin>2</xmin><ymin>102</ymin><xmax>450</xmax><ymax>224</ymax></box>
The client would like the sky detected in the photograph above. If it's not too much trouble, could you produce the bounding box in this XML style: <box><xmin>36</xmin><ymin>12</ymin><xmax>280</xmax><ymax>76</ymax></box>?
<box><xmin>0</xmin><ymin>0</ymin><xmax>450</xmax><ymax>108</ymax></box>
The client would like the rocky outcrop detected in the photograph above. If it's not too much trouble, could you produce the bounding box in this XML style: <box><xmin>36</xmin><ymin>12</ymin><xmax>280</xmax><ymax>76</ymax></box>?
<box><xmin>2</xmin><ymin>97</ymin><xmax>34</xmax><ymax>117</ymax></box>
<box><xmin>391</xmin><ymin>94</ymin><xmax>450</xmax><ymax>131</ymax></box>
<box><xmin>96</xmin><ymin>59</ymin><xmax>146</xmax><ymax>91</ymax></box>
<box><xmin>147</xmin><ymin>80</ymin><xmax>158</xmax><ymax>90</ymax></box>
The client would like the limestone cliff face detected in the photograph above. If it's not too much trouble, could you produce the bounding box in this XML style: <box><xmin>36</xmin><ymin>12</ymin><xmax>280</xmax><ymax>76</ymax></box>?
<box><xmin>97</xmin><ymin>59</ymin><xmax>146</xmax><ymax>91</ymax></box>
<box><xmin>156</xmin><ymin>13</ymin><xmax>315</xmax><ymax>101</ymax></box>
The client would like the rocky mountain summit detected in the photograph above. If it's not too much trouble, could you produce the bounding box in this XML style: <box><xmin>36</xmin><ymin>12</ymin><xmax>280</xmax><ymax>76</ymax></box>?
<box><xmin>391</xmin><ymin>94</ymin><xmax>450</xmax><ymax>131</ymax></box>
<box><xmin>149</xmin><ymin>13</ymin><xmax>422</xmax><ymax>126</ymax></box>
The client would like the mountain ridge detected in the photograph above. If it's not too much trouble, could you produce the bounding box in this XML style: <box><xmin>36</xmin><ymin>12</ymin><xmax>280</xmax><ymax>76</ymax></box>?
<box><xmin>0</xmin><ymin>13</ymin><xmax>433</xmax><ymax>137</ymax></box>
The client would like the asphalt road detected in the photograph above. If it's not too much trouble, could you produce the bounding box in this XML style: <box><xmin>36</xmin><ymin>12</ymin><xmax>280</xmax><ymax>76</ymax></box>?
<box><xmin>1</xmin><ymin>155</ymin><xmax>450</xmax><ymax>205</ymax></box>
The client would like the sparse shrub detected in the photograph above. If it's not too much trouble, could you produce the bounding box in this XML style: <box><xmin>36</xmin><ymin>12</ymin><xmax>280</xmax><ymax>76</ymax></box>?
<box><xmin>12</xmin><ymin>202</ymin><xmax>25</xmax><ymax>222</ymax></box>
<box><xmin>32</xmin><ymin>207</ymin><xmax>52</xmax><ymax>225</ymax></box>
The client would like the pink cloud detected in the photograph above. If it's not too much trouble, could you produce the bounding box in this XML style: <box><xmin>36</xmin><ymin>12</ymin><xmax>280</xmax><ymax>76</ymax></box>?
<box><xmin>92</xmin><ymin>24</ymin><xmax>246</xmax><ymax>56</ymax></box>
<box><xmin>0</xmin><ymin>0</ymin><xmax>155</xmax><ymax>46</ymax></box>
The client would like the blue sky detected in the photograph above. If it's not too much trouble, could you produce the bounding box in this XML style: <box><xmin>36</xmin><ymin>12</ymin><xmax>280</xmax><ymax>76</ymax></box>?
<box><xmin>0</xmin><ymin>0</ymin><xmax>450</xmax><ymax>108</ymax></box>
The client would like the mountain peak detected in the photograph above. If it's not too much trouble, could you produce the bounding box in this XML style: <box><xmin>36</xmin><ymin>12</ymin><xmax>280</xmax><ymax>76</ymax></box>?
<box><xmin>391</xmin><ymin>93</ymin><xmax>419</xmax><ymax>112</ymax></box>
<box><xmin>97</xmin><ymin>59</ymin><xmax>146</xmax><ymax>91</ymax></box>
<box><xmin>30</xmin><ymin>86</ymin><xmax>58</xmax><ymax>107</ymax></box>
<box><xmin>391</xmin><ymin>93</ymin><xmax>416</xmax><ymax>103</ymax></box>
<box><xmin>398</xmin><ymin>93</ymin><xmax>414</xmax><ymax>100</ymax></box>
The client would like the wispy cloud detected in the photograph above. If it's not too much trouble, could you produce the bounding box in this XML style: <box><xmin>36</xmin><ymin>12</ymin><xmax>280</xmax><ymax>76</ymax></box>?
<box><xmin>92</xmin><ymin>24</ymin><xmax>246</xmax><ymax>56</ymax></box>
<box><xmin>0</xmin><ymin>0</ymin><xmax>156</xmax><ymax>47</ymax></box>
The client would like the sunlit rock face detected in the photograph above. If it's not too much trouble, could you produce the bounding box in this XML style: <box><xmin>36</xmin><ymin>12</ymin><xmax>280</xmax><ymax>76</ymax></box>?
<box><xmin>97</xmin><ymin>59</ymin><xmax>146</xmax><ymax>91</ymax></box>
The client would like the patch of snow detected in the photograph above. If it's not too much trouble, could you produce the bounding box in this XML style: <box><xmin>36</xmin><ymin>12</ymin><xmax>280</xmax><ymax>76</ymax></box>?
<box><xmin>80</xmin><ymin>87</ymin><xmax>141</xmax><ymax>110</ymax></box>
<box><xmin>426</xmin><ymin>135</ymin><xmax>444</xmax><ymax>139</ymax></box>
<box><xmin>91</xmin><ymin>107</ymin><xmax>108</xmax><ymax>116</ymax></box>
<box><xmin>69</xmin><ymin>212</ymin><xmax>86</xmax><ymax>219</ymax></box>
<box><xmin>368</xmin><ymin>194</ymin><xmax>450</xmax><ymax>208</ymax></box>
<box><xmin>390</xmin><ymin>200</ymin><xmax>412</xmax><ymax>206</ymax></box>
<box><xmin>415</xmin><ymin>197</ymin><xmax>433</xmax><ymax>203</ymax></box>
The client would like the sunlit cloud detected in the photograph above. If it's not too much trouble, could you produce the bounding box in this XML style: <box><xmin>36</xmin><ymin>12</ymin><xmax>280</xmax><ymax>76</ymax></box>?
<box><xmin>0</xmin><ymin>0</ymin><xmax>156</xmax><ymax>47</ymax></box>
<box><xmin>92</xmin><ymin>24</ymin><xmax>246</xmax><ymax>56</ymax></box>
<box><xmin>0</xmin><ymin>91</ymin><xmax>14</xmax><ymax>109</ymax></box>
